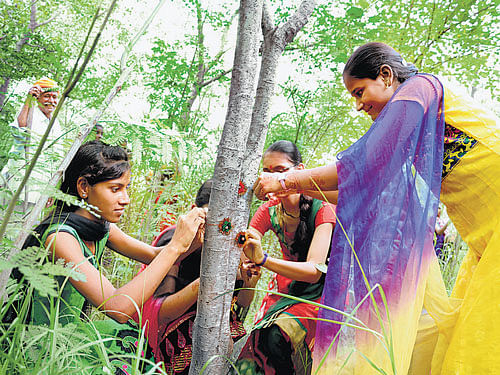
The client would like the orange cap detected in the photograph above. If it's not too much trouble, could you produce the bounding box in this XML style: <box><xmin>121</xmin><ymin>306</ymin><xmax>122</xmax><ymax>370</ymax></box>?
<box><xmin>33</xmin><ymin>77</ymin><xmax>59</xmax><ymax>92</ymax></box>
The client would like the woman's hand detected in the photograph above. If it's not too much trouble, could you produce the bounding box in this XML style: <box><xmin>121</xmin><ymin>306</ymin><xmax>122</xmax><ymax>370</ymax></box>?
<box><xmin>178</xmin><ymin>216</ymin><xmax>205</xmax><ymax>262</ymax></box>
<box><xmin>243</xmin><ymin>227</ymin><xmax>265</xmax><ymax>265</ymax></box>
<box><xmin>240</xmin><ymin>259</ymin><xmax>261</xmax><ymax>288</ymax></box>
<box><xmin>253</xmin><ymin>172</ymin><xmax>285</xmax><ymax>201</ymax></box>
<box><xmin>170</xmin><ymin>207</ymin><xmax>206</xmax><ymax>252</ymax></box>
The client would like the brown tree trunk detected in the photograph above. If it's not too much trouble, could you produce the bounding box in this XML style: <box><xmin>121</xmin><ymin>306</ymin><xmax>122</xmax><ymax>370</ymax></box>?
<box><xmin>0</xmin><ymin>78</ymin><xmax>11</xmax><ymax>110</ymax></box>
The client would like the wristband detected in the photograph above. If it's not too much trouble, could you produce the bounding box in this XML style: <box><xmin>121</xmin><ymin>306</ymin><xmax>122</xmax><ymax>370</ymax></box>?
<box><xmin>255</xmin><ymin>252</ymin><xmax>268</xmax><ymax>267</ymax></box>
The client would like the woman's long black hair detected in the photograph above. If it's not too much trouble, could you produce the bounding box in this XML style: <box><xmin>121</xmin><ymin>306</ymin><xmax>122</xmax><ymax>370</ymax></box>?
<box><xmin>265</xmin><ymin>140</ymin><xmax>313</xmax><ymax>262</ymax></box>
<box><xmin>55</xmin><ymin>140</ymin><xmax>130</xmax><ymax>213</ymax></box>
<box><xmin>343</xmin><ymin>42</ymin><xmax>418</xmax><ymax>83</ymax></box>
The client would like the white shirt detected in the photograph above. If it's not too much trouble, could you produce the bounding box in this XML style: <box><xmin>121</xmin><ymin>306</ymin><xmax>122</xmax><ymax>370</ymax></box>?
<box><xmin>3</xmin><ymin>106</ymin><xmax>64</xmax><ymax>204</ymax></box>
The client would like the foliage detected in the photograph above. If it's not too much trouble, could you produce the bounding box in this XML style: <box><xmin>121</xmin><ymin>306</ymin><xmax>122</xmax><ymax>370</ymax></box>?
<box><xmin>0</xmin><ymin>0</ymin><xmax>497</xmax><ymax>372</ymax></box>
<box><xmin>293</xmin><ymin>0</ymin><xmax>499</xmax><ymax>88</ymax></box>
<box><xmin>0</xmin><ymin>245</ymin><xmax>86</xmax><ymax>298</ymax></box>
<box><xmin>264</xmin><ymin>0</ymin><xmax>499</xmax><ymax>164</ymax></box>
<box><xmin>0</xmin><ymin>276</ymin><xmax>161</xmax><ymax>374</ymax></box>
<box><xmin>0</xmin><ymin>0</ymin><xmax>103</xmax><ymax>124</ymax></box>
<box><xmin>143</xmin><ymin>0</ymin><xmax>235</xmax><ymax>133</ymax></box>
<box><xmin>439</xmin><ymin>234</ymin><xmax>468</xmax><ymax>293</ymax></box>
<box><xmin>266</xmin><ymin>78</ymin><xmax>371</xmax><ymax>166</ymax></box>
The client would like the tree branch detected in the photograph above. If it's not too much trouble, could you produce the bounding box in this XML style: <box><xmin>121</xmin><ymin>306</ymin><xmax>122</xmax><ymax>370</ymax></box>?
<box><xmin>33</xmin><ymin>13</ymin><xmax>58</xmax><ymax>29</ymax></box>
<box><xmin>200</xmin><ymin>68</ymin><xmax>232</xmax><ymax>88</ymax></box>
<box><xmin>278</xmin><ymin>0</ymin><xmax>316</xmax><ymax>45</ymax></box>
<box><xmin>262</xmin><ymin>0</ymin><xmax>275</xmax><ymax>34</ymax></box>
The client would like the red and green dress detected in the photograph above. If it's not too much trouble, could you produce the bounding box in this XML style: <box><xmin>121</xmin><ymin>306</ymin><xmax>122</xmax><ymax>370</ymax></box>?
<box><xmin>236</xmin><ymin>198</ymin><xmax>336</xmax><ymax>375</ymax></box>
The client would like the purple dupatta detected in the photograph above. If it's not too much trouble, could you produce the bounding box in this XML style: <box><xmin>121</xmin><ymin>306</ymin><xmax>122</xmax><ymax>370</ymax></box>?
<box><xmin>313</xmin><ymin>74</ymin><xmax>445</xmax><ymax>373</ymax></box>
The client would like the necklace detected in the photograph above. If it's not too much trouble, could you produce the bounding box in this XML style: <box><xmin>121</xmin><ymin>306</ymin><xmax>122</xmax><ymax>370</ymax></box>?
<box><xmin>281</xmin><ymin>203</ymin><xmax>300</xmax><ymax>219</ymax></box>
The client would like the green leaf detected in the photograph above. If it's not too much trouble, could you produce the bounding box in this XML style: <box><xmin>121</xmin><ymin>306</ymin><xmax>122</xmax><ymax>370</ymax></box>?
<box><xmin>20</xmin><ymin>265</ymin><xmax>59</xmax><ymax>297</ymax></box>
<box><xmin>346</xmin><ymin>6</ymin><xmax>364</xmax><ymax>18</ymax></box>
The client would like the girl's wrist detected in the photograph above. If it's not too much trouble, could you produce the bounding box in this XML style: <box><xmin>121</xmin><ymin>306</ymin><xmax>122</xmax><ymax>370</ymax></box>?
<box><xmin>255</xmin><ymin>252</ymin><xmax>268</xmax><ymax>267</ymax></box>
<box><xmin>165</xmin><ymin>240</ymin><xmax>186</xmax><ymax>256</ymax></box>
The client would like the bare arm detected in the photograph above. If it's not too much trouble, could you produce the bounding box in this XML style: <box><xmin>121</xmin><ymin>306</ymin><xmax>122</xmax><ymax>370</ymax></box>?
<box><xmin>236</xmin><ymin>260</ymin><xmax>261</xmax><ymax>307</ymax></box>
<box><xmin>46</xmin><ymin>232</ymin><xmax>187</xmax><ymax>323</ymax></box>
<box><xmin>107</xmin><ymin>224</ymin><xmax>160</xmax><ymax>264</ymax></box>
<box><xmin>301</xmin><ymin>190</ymin><xmax>338</xmax><ymax>204</ymax></box>
<box><xmin>17</xmin><ymin>85</ymin><xmax>42</xmax><ymax>128</ymax></box>
<box><xmin>46</xmin><ymin>208</ymin><xmax>205</xmax><ymax>324</ymax></box>
<box><xmin>158</xmin><ymin>278</ymin><xmax>200</xmax><ymax>326</ymax></box>
<box><xmin>253</xmin><ymin>164</ymin><xmax>338</xmax><ymax>201</ymax></box>
<box><xmin>107</xmin><ymin>216</ymin><xmax>204</xmax><ymax>265</ymax></box>
<box><xmin>243</xmin><ymin>224</ymin><xmax>333</xmax><ymax>284</ymax></box>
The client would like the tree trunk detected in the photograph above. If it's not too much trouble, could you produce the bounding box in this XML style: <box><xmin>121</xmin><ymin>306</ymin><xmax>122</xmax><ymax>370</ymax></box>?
<box><xmin>188</xmin><ymin>1</ymin><xmax>263</xmax><ymax>373</ymax></box>
<box><xmin>191</xmin><ymin>1</ymin><xmax>316</xmax><ymax>373</ymax></box>
<box><xmin>239</xmin><ymin>0</ymin><xmax>317</xmax><ymax>222</ymax></box>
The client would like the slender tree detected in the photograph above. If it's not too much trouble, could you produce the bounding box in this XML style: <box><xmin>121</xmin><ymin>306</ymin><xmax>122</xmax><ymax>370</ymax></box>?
<box><xmin>190</xmin><ymin>1</ymin><xmax>316</xmax><ymax>373</ymax></box>
<box><xmin>189</xmin><ymin>1</ymin><xmax>263</xmax><ymax>373</ymax></box>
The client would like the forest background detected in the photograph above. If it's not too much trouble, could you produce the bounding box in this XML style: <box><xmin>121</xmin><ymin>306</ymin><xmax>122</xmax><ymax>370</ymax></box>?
<box><xmin>0</xmin><ymin>0</ymin><xmax>498</xmax><ymax>373</ymax></box>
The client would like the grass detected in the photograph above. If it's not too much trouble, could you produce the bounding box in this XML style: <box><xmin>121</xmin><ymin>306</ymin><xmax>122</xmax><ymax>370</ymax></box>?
<box><xmin>438</xmin><ymin>233</ymin><xmax>467</xmax><ymax>294</ymax></box>
<box><xmin>0</xmin><ymin>272</ymin><xmax>169</xmax><ymax>374</ymax></box>
<box><xmin>0</xmin><ymin>170</ymin><xmax>467</xmax><ymax>375</ymax></box>
<box><xmin>0</xmin><ymin>227</ymin><xmax>467</xmax><ymax>375</ymax></box>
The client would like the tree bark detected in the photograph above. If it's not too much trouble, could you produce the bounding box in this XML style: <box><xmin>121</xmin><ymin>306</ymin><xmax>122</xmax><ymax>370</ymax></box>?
<box><xmin>191</xmin><ymin>1</ymin><xmax>316</xmax><ymax>373</ymax></box>
<box><xmin>240</xmin><ymin>0</ymin><xmax>317</xmax><ymax>219</ymax></box>
<box><xmin>0</xmin><ymin>78</ymin><xmax>11</xmax><ymax>112</ymax></box>
<box><xmin>229</xmin><ymin>0</ymin><xmax>317</xmax><ymax>363</ymax></box>
<box><xmin>189</xmin><ymin>1</ymin><xmax>263</xmax><ymax>374</ymax></box>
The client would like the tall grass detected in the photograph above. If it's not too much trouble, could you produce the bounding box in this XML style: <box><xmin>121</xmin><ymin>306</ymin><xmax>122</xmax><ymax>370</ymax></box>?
<box><xmin>0</xmin><ymin>277</ymin><xmax>175</xmax><ymax>374</ymax></box>
<box><xmin>438</xmin><ymin>233</ymin><xmax>467</xmax><ymax>294</ymax></box>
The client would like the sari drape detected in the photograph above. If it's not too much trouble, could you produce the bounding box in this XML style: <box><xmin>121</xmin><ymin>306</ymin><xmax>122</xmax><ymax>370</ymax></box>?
<box><xmin>313</xmin><ymin>74</ymin><xmax>446</xmax><ymax>374</ymax></box>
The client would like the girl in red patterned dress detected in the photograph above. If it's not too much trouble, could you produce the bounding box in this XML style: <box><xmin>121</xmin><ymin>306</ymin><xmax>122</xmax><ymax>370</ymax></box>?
<box><xmin>235</xmin><ymin>140</ymin><xmax>336</xmax><ymax>375</ymax></box>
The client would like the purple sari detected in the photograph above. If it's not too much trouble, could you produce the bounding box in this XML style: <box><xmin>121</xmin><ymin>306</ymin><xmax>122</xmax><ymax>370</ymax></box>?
<box><xmin>313</xmin><ymin>74</ymin><xmax>445</xmax><ymax>373</ymax></box>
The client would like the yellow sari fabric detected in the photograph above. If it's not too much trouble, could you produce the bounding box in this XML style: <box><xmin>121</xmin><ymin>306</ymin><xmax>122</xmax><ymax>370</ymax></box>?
<box><xmin>429</xmin><ymin>86</ymin><xmax>500</xmax><ymax>374</ymax></box>
<box><xmin>392</xmin><ymin>83</ymin><xmax>499</xmax><ymax>375</ymax></box>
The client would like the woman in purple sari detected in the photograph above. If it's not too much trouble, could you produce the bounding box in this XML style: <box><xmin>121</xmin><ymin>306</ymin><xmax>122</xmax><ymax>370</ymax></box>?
<box><xmin>253</xmin><ymin>42</ymin><xmax>500</xmax><ymax>374</ymax></box>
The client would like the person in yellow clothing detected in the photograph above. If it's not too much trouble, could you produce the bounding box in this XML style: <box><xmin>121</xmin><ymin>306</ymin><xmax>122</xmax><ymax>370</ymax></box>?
<box><xmin>253</xmin><ymin>42</ymin><xmax>500</xmax><ymax>374</ymax></box>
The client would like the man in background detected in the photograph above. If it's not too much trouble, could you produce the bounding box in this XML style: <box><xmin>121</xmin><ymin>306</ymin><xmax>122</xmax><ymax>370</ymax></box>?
<box><xmin>94</xmin><ymin>123</ymin><xmax>104</xmax><ymax>141</ymax></box>
<box><xmin>1</xmin><ymin>77</ymin><xmax>64</xmax><ymax>212</ymax></box>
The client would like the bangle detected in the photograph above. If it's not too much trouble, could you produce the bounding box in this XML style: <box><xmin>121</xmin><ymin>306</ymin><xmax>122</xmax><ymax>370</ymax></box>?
<box><xmin>279</xmin><ymin>175</ymin><xmax>287</xmax><ymax>191</ymax></box>
<box><xmin>255</xmin><ymin>252</ymin><xmax>268</xmax><ymax>267</ymax></box>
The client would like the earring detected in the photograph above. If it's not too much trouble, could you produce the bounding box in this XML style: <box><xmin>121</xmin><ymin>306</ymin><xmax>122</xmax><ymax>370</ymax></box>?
<box><xmin>384</xmin><ymin>79</ymin><xmax>391</xmax><ymax>88</ymax></box>
<box><xmin>82</xmin><ymin>193</ymin><xmax>87</xmax><ymax>198</ymax></box>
